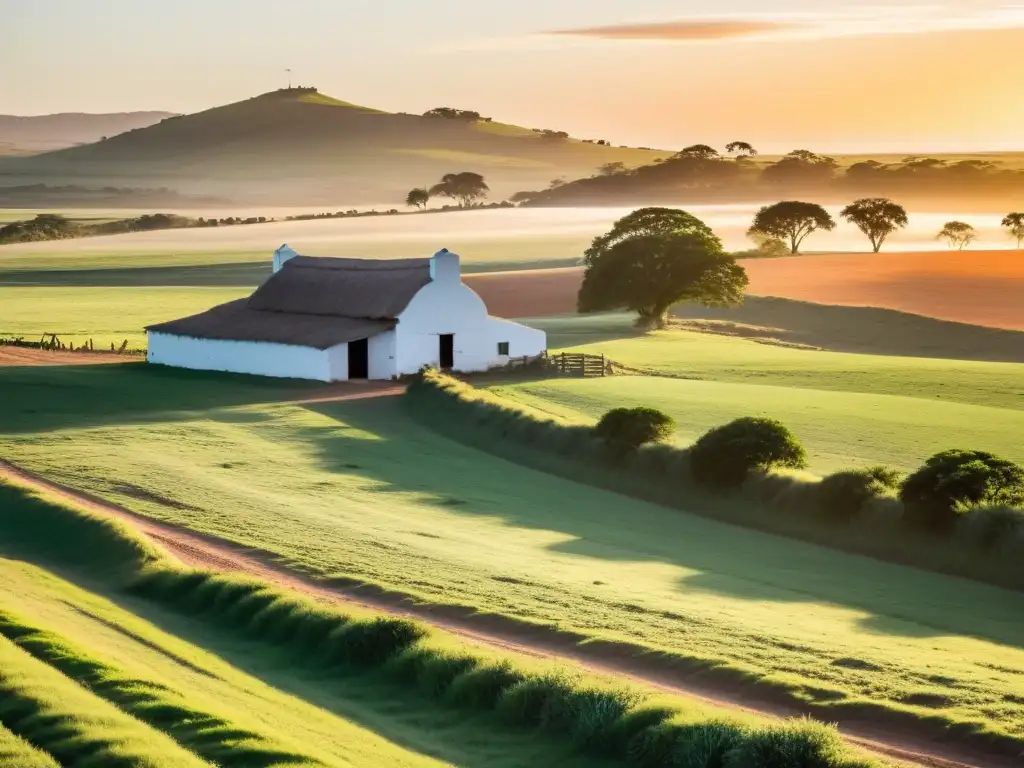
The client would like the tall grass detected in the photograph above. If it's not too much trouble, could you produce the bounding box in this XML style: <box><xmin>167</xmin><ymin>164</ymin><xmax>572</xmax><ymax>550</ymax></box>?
<box><xmin>0</xmin><ymin>635</ymin><xmax>211</xmax><ymax>768</ymax></box>
<box><xmin>0</xmin><ymin>725</ymin><xmax>59</xmax><ymax>768</ymax></box>
<box><xmin>0</xmin><ymin>611</ymin><xmax>322</xmax><ymax>767</ymax></box>
<box><xmin>0</xmin><ymin>475</ymin><xmax>890</xmax><ymax>768</ymax></box>
<box><xmin>406</xmin><ymin>371</ymin><xmax>1024</xmax><ymax>592</ymax></box>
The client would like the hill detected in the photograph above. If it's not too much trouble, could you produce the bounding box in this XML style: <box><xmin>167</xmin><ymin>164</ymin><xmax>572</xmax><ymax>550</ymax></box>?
<box><xmin>0</xmin><ymin>89</ymin><xmax>668</xmax><ymax>205</ymax></box>
<box><xmin>0</xmin><ymin>111</ymin><xmax>176</xmax><ymax>155</ymax></box>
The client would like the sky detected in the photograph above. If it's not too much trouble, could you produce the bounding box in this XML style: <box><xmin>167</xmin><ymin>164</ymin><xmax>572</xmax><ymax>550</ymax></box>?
<box><xmin>2</xmin><ymin>0</ymin><xmax>1023</xmax><ymax>152</ymax></box>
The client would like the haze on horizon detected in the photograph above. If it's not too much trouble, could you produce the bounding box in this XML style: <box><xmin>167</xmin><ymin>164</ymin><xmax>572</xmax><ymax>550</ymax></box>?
<box><xmin>3</xmin><ymin>0</ymin><xmax>1023</xmax><ymax>154</ymax></box>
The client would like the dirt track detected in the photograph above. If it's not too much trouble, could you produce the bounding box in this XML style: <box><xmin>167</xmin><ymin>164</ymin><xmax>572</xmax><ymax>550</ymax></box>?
<box><xmin>0</xmin><ymin>346</ymin><xmax>138</xmax><ymax>366</ymax></box>
<box><xmin>0</xmin><ymin>443</ymin><xmax>1009</xmax><ymax>768</ymax></box>
<box><xmin>464</xmin><ymin>251</ymin><xmax>1024</xmax><ymax>330</ymax></box>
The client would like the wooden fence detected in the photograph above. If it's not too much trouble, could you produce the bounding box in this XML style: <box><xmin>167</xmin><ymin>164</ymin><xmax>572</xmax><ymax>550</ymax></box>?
<box><xmin>551</xmin><ymin>352</ymin><xmax>607</xmax><ymax>378</ymax></box>
<box><xmin>0</xmin><ymin>334</ymin><xmax>142</xmax><ymax>355</ymax></box>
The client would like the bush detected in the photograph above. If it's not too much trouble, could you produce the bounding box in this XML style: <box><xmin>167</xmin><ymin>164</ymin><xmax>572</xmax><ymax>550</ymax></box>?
<box><xmin>690</xmin><ymin>418</ymin><xmax>806</xmax><ymax>489</ymax></box>
<box><xmin>725</xmin><ymin>718</ymin><xmax>857</xmax><ymax>768</ymax></box>
<box><xmin>899</xmin><ymin>450</ymin><xmax>1024</xmax><ymax>532</ymax></box>
<box><xmin>594</xmin><ymin>407</ymin><xmax>675</xmax><ymax>452</ymax></box>
<box><xmin>816</xmin><ymin>466</ymin><xmax>902</xmax><ymax>522</ymax></box>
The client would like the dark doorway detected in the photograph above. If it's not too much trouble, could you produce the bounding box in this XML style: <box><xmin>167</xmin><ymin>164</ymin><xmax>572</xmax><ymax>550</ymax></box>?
<box><xmin>439</xmin><ymin>334</ymin><xmax>454</xmax><ymax>370</ymax></box>
<box><xmin>348</xmin><ymin>338</ymin><xmax>369</xmax><ymax>379</ymax></box>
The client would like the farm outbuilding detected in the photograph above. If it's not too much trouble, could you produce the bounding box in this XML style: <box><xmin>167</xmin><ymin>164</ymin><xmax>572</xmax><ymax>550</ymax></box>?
<box><xmin>146</xmin><ymin>246</ymin><xmax>547</xmax><ymax>381</ymax></box>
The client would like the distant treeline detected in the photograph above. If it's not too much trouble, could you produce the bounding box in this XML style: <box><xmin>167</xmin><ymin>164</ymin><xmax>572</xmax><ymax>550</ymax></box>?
<box><xmin>513</xmin><ymin>146</ymin><xmax>1024</xmax><ymax>205</ymax></box>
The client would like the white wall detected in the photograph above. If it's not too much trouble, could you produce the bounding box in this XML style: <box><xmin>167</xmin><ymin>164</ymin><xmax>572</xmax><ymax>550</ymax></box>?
<box><xmin>369</xmin><ymin>331</ymin><xmax>397</xmax><ymax>380</ymax></box>
<box><xmin>326</xmin><ymin>341</ymin><xmax>349</xmax><ymax>381</ymax></box>
<box><xmin>394</xmin><ymin>280</ymin><xmax>546</xmax><ymax>375</ymax></box>
<box><xmin>486</xmin><ymin>317</ymin><xmax>547</xmax><ymax>364</ymax></box>
<box><xmin>147</xmin><ymin>332</ymin><xmax>332</xmax><ymax>381</ymax></box>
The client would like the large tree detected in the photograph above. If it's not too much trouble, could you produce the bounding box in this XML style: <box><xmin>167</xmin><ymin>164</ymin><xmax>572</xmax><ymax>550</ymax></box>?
<box><xmin>583</xmin><ymin>207</ymin><xmax>720</xmax><ymax>267</ymax></box>
<box><xmin>938</xmin><ymin>221</ymin><xmax>976</xmax><ymax>250</ymax></box>
<box><xmin>429</xmin><ymin>172</ymin><xmax>489</xmax><ymax>208</ymax></box>
<box><xmin>578</xmin><ymin>211</ymin><xmax>746</xmax><ymax>328</ymax></box>
<box><xmin>748</xmin><ymin>201</ymin><xmax>836</xmax><ymax>254</ymax></box>
<box><xmin>405</xmin><ymin>187</ymin><xmax>431</xmax><ymax>210</ymax></box>
<box><xmin>675</xmin><ymin>144</ymin><xmax>720</xmax><ymax>160</ymax></box>
<box><xmin>1002</xmin><ymin>212</ymin><xmax>1024</xmax><ymax>249</ymax></box>
<box><xmin>840</xmin><ymin>198</ymin><xmax>909</xmax><ymax>253</ymax></box>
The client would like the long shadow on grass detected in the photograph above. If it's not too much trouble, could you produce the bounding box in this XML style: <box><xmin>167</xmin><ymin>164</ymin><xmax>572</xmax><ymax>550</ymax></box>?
<box><xmin>55</xmin><ymin>589</ymin><xmax>617</xmax><ymax>768</ymax></box>
<box><xmin>0</xmin><ymin>363</ymin><xmax>317</xmax><ymax>434</ymax></box>
<box><xmin>295</xmin><ymin>398</ymin><xmax>1024</xmax><ymax>649</ymax></box>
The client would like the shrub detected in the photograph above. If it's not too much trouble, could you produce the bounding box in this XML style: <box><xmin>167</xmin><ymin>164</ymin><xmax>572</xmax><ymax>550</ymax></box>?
<box><xmin>816</xmin><ymin>466</ymin><xmax>902</xmax><ymax>522</ymax></box>
<box><xmin>899</xmin><ymin>450</ymin><xmax>1024</xmax><ymax>532</ymax></box>
<box><xmin>955</xmin><ymin>504</ymin><xmax>1024</xmax><ymax>551</ymax></box>
<box><xmin>594</xmin><ymin>407</ymin><xmax>675</xmax><ymax>452</ymax></box>
<box><xmin>725</xmin><ymin>718</ymin><xmax>856</xmax><ymax>768</ymax></box>
<box><xmin>690</xmin><ymin>417</ymin><xmax>806</xmax><ymax>489</ymax></box>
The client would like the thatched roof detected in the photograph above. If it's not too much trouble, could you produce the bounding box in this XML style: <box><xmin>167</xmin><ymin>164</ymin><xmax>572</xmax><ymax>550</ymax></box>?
<box><xmin>248</xmin><ymin>256</ymin><xmax>431</xmax><ymax>319</ymax></box>
<box><xmin>146</xmin><ymin>256</ymin><xmax>430</xmax><ymax>348</ymax></box>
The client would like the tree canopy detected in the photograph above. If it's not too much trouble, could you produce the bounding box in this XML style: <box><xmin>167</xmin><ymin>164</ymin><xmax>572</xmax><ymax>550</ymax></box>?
<box><xmin>938</xmin><ymin>221</ymin><xmax>976</xmax><ymax>250</ymax></box>
<box><xmin>725</xmin><ymin>141</ymin><xmax>757</xmax><ymax>157</ymax></box>
<box><xmin>748</xmin><ymin>201</ymin><xmax>836</xmax><ymax>254</ymax></box>
<box><xmin>583</xmin><ymin>207</ymin><xmax>721</xmax><ymax>267</ymax></box>
<box><xmin>1002</xmin><ymin>212</ymin><xmax>1024</xmax><ymax>248</ymax></box>
<box><xmin>405</xmin><ymin>188</ymin><xmax>431</xmax><ymax>210</ymax></box>
<box><xmin>578</xmin><ymin>209</ymin><xmax>746</xmax><ymax>328</ymax></box>
<box><xmin>676</xmin><ymin>144</ymin><xmax>719</xmax><ymax>160</ymax></box>
<box><xmin>839</xmin><ymin>198</ymin><xmax>909</xmax><ymax>253</ymax></box>
<box><xmin>429</xmin><ymin>172</ymin><xmax>489</xmax><ymax>208</ymax></box>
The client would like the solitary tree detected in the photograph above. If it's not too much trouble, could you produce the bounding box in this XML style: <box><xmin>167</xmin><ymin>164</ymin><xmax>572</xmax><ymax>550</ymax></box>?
<box><xmin>938</xmin><ymin>221</ymin><xmax>976</xmax><ymax>250</ymax></box>
<box><xmin>578</xmin><ymin>210</ymin><xmax>746</xmax><ymax>328</ymax></box>
<box><xmin>748</xmin><ymin>201</ymin><xmax>836</xmax><ymax>254</ymax></box>
<box><xmin>1002</xmin><ymin>212</ymin><xmax>1024</xmax><ymax>249</ymax></box>
<box><xmin>840</xmin><ymin>198</ymin><xmax>909</xmax><ymax>253</ymax></box>
<box><xmin>583</xmin><ymin>207</ymin><xmax>719</xmax><ymax>267</ymax></box>
<box><xmin>725</xmin><ymin>141</ymin><xmax>758</xmax><ymax>157</ymax></box>
<box><xmin>405</xmin><ymin>187</ymin><xmax>431</xmax><ymax>210</ymax></box>
<box><xmin>429</xmin><ymin>172</ymin><xmax>489</xmax><ymax>208</ymax></box>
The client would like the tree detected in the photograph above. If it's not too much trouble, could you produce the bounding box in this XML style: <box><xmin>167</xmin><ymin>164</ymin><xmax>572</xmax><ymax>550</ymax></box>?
<box><xmin>762</xmin><ymin>150</ymin><xmax>839</xmax><ymax>185</ymax></box>
<box><xmin>583</xmin><ymin>207</ymin><xmax>720</xmax><ymax>267</ymax></box>
<box><xmin>725</xmin><ymin>141</ymin><xmax>757</xmax><ymax>157</ymax></box>
<box><xmin>578</xmin><ymin>212</ymin><xmax>747</xmax><ymax>328</ymax></box>
<box><xmin>938</xmin><ymin>221</ymin><xmax>976</xmax><ymax>250</ymax></box>
<box><xmin>840</xmin><ymin>198</ymin><xmax>909</xmax><ymax>253</ymax></box>
<box><xmin>597</xmin><ymin>161</ymin><xmax>626</xmax><ymax>176</ymax></box>
<box><xmin>676</xmin><ymin>144</ymin><xmax>719</xmax><ymax>160</ymax></box>
<box><xmin>405</xmin><ymin>187</ymin><xmax>431</xmax><ymax>210</ymax></box>
<box><xmin>748</xmin><ymin>201</ymin><xmax>836</xmax><ymax>255</ymax></box>
<box><xmin>429</xmin><ymin>172</ymin><xmax>489</xmax><ymax>208</ymax></box>
<box><xmin>1002</xmin><ymin>212</ymin><xmax>1024</xmax><ymax>249</ymax></box>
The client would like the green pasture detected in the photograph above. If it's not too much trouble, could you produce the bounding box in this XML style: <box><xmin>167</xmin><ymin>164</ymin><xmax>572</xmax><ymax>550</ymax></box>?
<box><xmin>0</xmin><ymin>486</ymin><xmax>626</xmax><ymax>768</ymax></box>
<box><xmin>1</xmin><ymin>363</ymin><xmax>1022</xmax><ymax>744</ymax></box>
<box><xmin>0</xmin><ymin>286</ymin><xmax>248</xmax><ymax>347</ymax></box>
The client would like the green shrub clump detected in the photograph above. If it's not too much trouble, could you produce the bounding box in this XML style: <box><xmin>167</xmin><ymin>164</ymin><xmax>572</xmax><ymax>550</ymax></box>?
<box><xmin>899</xmin><ymin>449</ymin><xmax>1024</xmax><ymax>531</ymax></box>
<box><xmin>689</xmin><ymin>417</ymin><xmax>806</xmax><ymax>488</ymax></box>
<box><xmin>594</xmin><ymin>407</ymin><xmax>675</xmax><ymax>452</ymax></box>
<box><xmin>817</xmin><ymin>466</ymin><xmax>902</xmax><ymax>522</ymax></box>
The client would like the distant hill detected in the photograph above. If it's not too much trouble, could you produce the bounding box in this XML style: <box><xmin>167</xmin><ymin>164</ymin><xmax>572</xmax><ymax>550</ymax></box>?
<box><xmin>0</xmin><ymin>89</ymin><xmax>668</xmax><ymax>205</ymax></box>
<box><xmin>0</xmin><ymin>111</ymin><xmax>177</xmax><ymax>154</ymax></box>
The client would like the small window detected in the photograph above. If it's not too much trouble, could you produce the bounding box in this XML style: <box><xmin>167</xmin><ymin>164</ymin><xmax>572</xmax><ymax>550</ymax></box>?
<box><xmin>497</xmin><ymin>341</ymin><xmax>510</xmax><ymax>356</ymax></box>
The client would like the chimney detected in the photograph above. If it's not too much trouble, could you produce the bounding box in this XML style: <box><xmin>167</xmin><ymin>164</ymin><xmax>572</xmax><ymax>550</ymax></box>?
<box><xmin>273</xmin><ymin>244</ymin><xmax>298</xmax><ymax>273</ymax></box>
<box><xmin>429</xmin><ymin>248</ymin><xmax>460</xmax><ymax>284</ymax></box>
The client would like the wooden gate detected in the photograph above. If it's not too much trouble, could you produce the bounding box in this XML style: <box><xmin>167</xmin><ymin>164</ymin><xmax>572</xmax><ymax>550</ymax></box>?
<box><xmin>552</xmin><ymin>352</ymin><xmax>606</xmax><ymax>378</ymax></box>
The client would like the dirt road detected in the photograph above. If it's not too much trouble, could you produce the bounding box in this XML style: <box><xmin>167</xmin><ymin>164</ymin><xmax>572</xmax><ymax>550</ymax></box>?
<box><xmin>0</xmin><ymin>451</ymin><xmax>1011</xmax><ymax>768</ymax></box>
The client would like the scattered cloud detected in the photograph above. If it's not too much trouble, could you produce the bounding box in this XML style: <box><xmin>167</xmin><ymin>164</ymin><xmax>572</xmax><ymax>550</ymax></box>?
<box><xmin>550</xmin><ymin>19</ymin><xmax>801</xmax><ymax>42</ymax></box>
<box><xmin>542</xmin><ymin>5</ymin><xmax>1024</xmax><ymax>46</ymax></box>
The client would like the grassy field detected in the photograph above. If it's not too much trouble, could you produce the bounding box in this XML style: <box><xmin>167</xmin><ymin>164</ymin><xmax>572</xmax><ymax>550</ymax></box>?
<box><xmin>1</xmin><ymin>363</ymin><xmax>1022</xmax><ymax>748</ymax></box>
<box><xmin>497</xmin><ymin>314</ymin><xmax>1024</xmax><ymax>473</ymax></box>
<box><xmin>0</xmin><ymin>478</ymin><xmax>649</xmax><ymax>768</ymax></box>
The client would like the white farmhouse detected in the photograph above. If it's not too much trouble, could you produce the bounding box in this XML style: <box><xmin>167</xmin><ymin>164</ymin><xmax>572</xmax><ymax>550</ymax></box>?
<box><xmin>146</xmin><ymin>246</ymin><xmax>546</xmax><ymax>381</ymax></box>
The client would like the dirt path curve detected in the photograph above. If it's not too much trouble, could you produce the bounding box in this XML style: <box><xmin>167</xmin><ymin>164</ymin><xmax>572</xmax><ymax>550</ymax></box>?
<box><xmin>0</xmin><ymin>442</ymin><xmax>1010</xmax><ymax>768</ymax></box>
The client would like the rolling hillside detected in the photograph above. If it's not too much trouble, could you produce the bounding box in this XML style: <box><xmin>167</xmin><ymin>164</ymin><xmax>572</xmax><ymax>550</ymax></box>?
<box><xmin>0</xmin><ymin>111</ymin><xmax>176</xmax><ymax>155</ymax></box>
<box><xmin>0</xmin><ymin>89</ymin><xmax>668</xmax><ymax>205</ymax></box>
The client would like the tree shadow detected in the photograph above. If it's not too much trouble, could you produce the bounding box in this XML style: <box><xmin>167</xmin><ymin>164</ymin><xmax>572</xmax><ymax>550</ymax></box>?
<box><xmin>291</xmin><ymin>398</ymin><xmax>1024</xmax><ymax>649</ymax></box>
<box><xmin>0</xmin><ymin>362</ymin><xmax>318</xmax><ymax>434</ymax></box>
